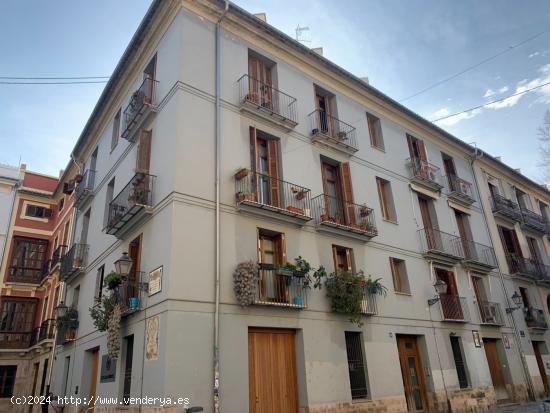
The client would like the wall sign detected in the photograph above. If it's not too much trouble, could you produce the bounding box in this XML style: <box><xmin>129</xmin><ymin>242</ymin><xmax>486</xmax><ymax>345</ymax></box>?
<box><xmin>100</xmin><ymin>355</ymin><xmax>116</xmax><ymax>382</ymax></box>
<box><xmin>148</xmin><ymin>266</ymin><xmax>163</xmax><ymax>296</ymax></box>
<box><xmin>502</xmin><ymin>334</ymin><xmax>511</xmax><ymax>349</ymax></box>
<box><xmin>145</xmin><ymin>315</ymin><xmax>160</xmax><ymax>361</ymax></box>
<box><xmin>472</xmin><ymin>330</ymin><xmax>482</xmax><ymax>348</ymax></box>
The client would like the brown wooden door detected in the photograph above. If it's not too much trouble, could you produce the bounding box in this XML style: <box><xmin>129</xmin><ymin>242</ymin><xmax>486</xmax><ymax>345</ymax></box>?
<box><xmin>396</xmin><ymin>335</ymin><xmax>428</xmax><ymax>413</ymax></box>
<box><xmin>258</xmin><ymin>232</ymin><xmax>288</xmax><ymax>303</ymax></box>
<box><xmin>89</xmin><ymin>349</ymin><xmax>100</xmax><ymax>412</ymax></box>
<box><xmin>533</xmin><ymin>341</ymin><xmax>550</xmax><ymax>394</ymax></box>
<box><xmin>418</xmin><ymin>197</ymin><xmax>436</xmax><ymax>249</ymax></box>
<box><xmin>250</xmin><ymin>128</ymin><xmax>280</xmax><ymax>208</ymax></box>
<box><xmin>455</xmin><ymin>211</ymin><xmax>471</xmax><ymax>258</ymax></box>
<box><xmin>472</xmin><ymin>276</ymin><xmax>487</xmax><ymax>321</ymax></box>
<box><xmin>128</xmin><ymin>235</ymin><xmax>142</xmax><ymax>299</ymax></box>
<box><xmin>248</xmin><ymin>56</ymin><xmax>272</xmax><ymax>107</ymax></box>
<box><xmin>315</xmin><ymin>93</ymin><xmax>333</xmax><ymax>136</ymax></box>
<box><xmin>248</xmin><ymin>329</ymin><xmax>298</xmax><ymax>413</ymax></box>
<box><xmin>321</xmin><ymin>161</ymin><xmax>345</xmax><ymax>223</ymax></box>
<box><xmin>483</xmin><ymin>339</ymin><xmax>508</xmax><ymax>399</ymax></box>
<box><xmin>435</xmin><ymin>269</ymin><xmax>463</xmax><ymax>320</ymax></box>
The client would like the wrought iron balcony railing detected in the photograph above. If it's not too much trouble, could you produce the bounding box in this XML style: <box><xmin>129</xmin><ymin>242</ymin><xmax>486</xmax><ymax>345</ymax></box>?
<box><xmin>407</xmin><ymin>158</ymin><xmax>444</xmax><ymax>190</ymax></box>
<box><xmin>117</xmin><ymin>272</ymin><xmax>146</xmax><ymax>316</ymax></box>
<box><xmin>462</xmin><ymin>239</ymin><xmax>497</xmax><ymax>269</ymax></box>
<box><xmin>439</xmin><ymin>295</ymin><xmax>470</xmax><ymax>322</ymax></box>
<box><xmin>524</xmin><ymin>307</ymin><xmax>548</xmax><ymax>329</ymax></box>
<box><xmin>361</xmin><ymin>290</ymin><xmax>378</xmax><ymax>315</ymax></box>
<box><xmin>0</xmin><ymin>331</ymin><xmax>33</xmax><ymax>349</ymax></box>
<box><xmin>506</xmin><ymin>254</ymin><xmax>550</xmax><ymax>280</ymax></box>
<box><xmin>60</xmin><ymin>244</ymin><xmax>88</xmax><ymax>280</ymax></box>
<box><xmin>57</xmin><ymin>309</ymin><xmax>78</xmax><ymax>345</ymax></box>
<box><xmin>106</xmin><ymin>173</ymin><xmax>155</xmax><ymax>236</ymax></box>
<box><xmin>238</xmin><ymin>74</ymin><xmax>298</xmax><ymax>126</ymax></box>
<box><xmin>520</xmin><ymin>207</ymin><xmax>546</xmax><ymax>233</ymax></box>
<box><xmin>254</xmin><ymin>264</ymin><xmax>308</xmax><ymax>308</ymax></box>
<box><xmin>41</xmin><ymin>260</ymin><xmax>51</xmax><ymax>281</ymax></box>
<box><xmin>8</xmin><ymin>262</ymin><xmax>45</xmax><ymax>284</ymax></box>
<box><xmin>490</xmin><ymin>194</ymin><xmax>522</xmax><ymax>222</ymax></box>
<box><xmin>74</xmin><ymin>169</ymin><xmax>96</xmax><ymax>208</ymax></box>
<box><xmin>121</xmin><ymin>77</ymin><xmax>159</xmax><ymax>141</ymax></box>
<box><xmin>446</xmin><ymin>174</ymin><xmax>474</xmax><ymax>204</ymax></box>
<box><xmin>312</xmin><ymin>194</ymin><xmax>378</xmax><ymax>238</ymax></box>
<box><xmin>477</xmin><ymin>301</ymin><xmax>504</xmax><ymax>325</ymax></box>
<box><xmin>418</xmin><ymin>228</ymin><xmax>464</xmax><ymax>260</ymax></box>
<box><xmin>29</xmin><ymin>319</ymin><xmax>55</xmax><ymax>347</ymax></box>
<box><xmin>235</xmin><ymin>170</ymin><xmax>312</xmax><ymax>221</ymax></box>
<box><xmin>51</xmin><ymin>244</ymin><xmax>68</xmax><ymax>269</ymax></box>
<box><xmin>309</xmin><ymin>109</ymin><xmax>358</xmax><ymax>153</ymax></box>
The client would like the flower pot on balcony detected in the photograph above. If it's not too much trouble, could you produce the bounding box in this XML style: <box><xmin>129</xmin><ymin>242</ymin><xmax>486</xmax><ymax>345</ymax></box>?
<box><xmin>311</xmin><ymin>128</ymin><xmax>319</xmax><ymax>135</ymax></box>
<box><xmin>336</xmin><ymin>131</ymin><xmax>347</xmax><ymax>140</ymax></box>
<box><xmin>128</xmin><ymin>297</ymin><xmax>139</xmax><ymax>310</ymax></box>
<box><xmin>234</xmin><ymin>168</ymin><xmax>249</xmax><ymax>181</ymax></box>
<box><xmin>359</xmin><ymin>207</ymin><xmax>371</xmax><ymax>218</ymax></box>
<box><xmin>293</xmin><ymin>296</ymin><xmax>303</xmax><ymax>306</ymax></box>
<box><xmin>295</xmin><ymin>190</ymin><xmax>307</xmax><ymax>201</ymax></box>
<box><xmin>236</xmin><ymin>192</ymin><xmax>255</xmax><ymax>203</ymax></box>
<box><xmin>286</xmin><ymin>205</ymin><xmax>305</xmax><ymax>215</ymax></box>
<box><xmin>320</xmin><ymin>213</ymin><xmax>330</xmax><ymax>222</ymax></box>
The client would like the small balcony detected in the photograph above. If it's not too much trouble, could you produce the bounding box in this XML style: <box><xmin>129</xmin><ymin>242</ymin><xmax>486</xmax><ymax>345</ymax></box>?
<box><xmin>60</xmin><ymin>244</ymin><xmax>88</xmax><ymax>281</ymax></box>
<box><xmin>106</xmin><ymin>173</ymin><xmax>155</xmax><ymax>238</ymax></box>
<box><xmin>418</xmin><ymin>228</ymin><xmax>464</xmax><ymax>264</ymax></box>
<box><xmin>445</xmin><ymin>175</ymin><xmax>474</xmax><ymax>206</ymax></box>
<box><xmin>312</xmin><ymin>194</ymin><xmax>378</xmax><ymax>241</ymax></box>
<box><xmin>50</xmin><ymin>245</ymin><xmax>68</xmax><ymax>271</ymax></box>
<box><xmin>490</xmin><ymin>194</ymin><xmax>522</xmax><ymax>223</ymax></box>
<box><xmin>439</xmin><ymin>295</ymin><xmax>470</xmax><ymax>322</ymax></box>
<box><xmin>74</xmin><ymin>169</ymin><xmax>96</xmax><ymax>209</ymax></box>
<box><xmin>477</xmin><ymin>301</ymin><xmax>504</xmax><ymax>326</ymax></box>
<box><xmin>57</xmin><ymin>309</ymin><xmax>78</xmax><ymax>345</ymax></box>
<box><xmin>524</xmin><ymin>307</ymin><xmax>548</xmax><ymax>330</ymax></box>
<box><xmin>309</xmin><ymin>109</ymin><xmax>358</xmax><ymax>154</ymax></box>
<box><xmin>361</xmin><ymin>290</ymin><xmax>378</xmax><ymax>316</ymax></box>
<box><xmin>253</xmin><ymin>264</ymin><xmax>308</xmax><ymax>308</ymax></box>
<box><xmin>235</xmin><ymin>169</ymin><xmax>312</xmax><ymax>225</ymax></box>
<box><xmin>121</xmin><ymin>77</ymin><xmax>159</xmax><ymax>142</ymax></box>
<box><xmin>0</xmin><ymin>331</ymin><xmax>32</xmax><ymax>349</ymax></box>
<box><xmin>506</xmin><ymin>254</ymin><xmax>550</xmax><ymax>280</ymax></box>
<box><xmin>407</xmin><ymin>158</ymin><xmax>444</xmax><ymax>193</ymax></box>
<box><xmin>29</xmin><ymin>319</ymin><xmax>55</xmax><ymax>347</ymax></box>
<box><xmin>462</xmin><ymin>240</ymin><xmax>497</xmax><ymax>273</ymax></box>
<box><xmin>520</xmin><ymin>208</ymin><xmax>546</xmax><ymax>234</ymax></box>
<box><xmin>41</xmin><ymin>260</ymin><xmax>51</xmax><ymax>282</ymax></box>
<box><xmin>117</xmin><ymin>273</ymin><xmax>146</xmax><ymax>317</ymax></box>
<box><xmin>8</xmin><ymin>262</ymin><xmax>45</xmax><ymax>284</ymax></box>
<box><xmin>237</xmin><ymin>74</ymin><xmax>298</xmax><ymax>130</ymax></box>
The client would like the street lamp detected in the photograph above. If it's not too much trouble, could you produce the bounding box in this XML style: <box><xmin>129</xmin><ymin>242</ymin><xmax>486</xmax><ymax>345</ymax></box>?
<box><xmin>506</xmin><ymin>291</ymin><xmax>523</xmax><ymax>313</ymax></box>
<box><xmin>428</xmin><ymin>279</ymin><xmax>448</xmax><ymax>306</ymax></box>
<box><xmin>55</xmin><ymin>301</ymin><xmax>68</xmax><ymax>320</ymax></box>
<box><xmin>114</xmin><ymin>252</ymin><xmax>133</xmax><ymax>278</ymax></box>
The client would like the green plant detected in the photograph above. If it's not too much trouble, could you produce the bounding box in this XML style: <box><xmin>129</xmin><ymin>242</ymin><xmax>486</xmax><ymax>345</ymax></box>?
<box><xmin>89</xmin><ymin>294</ymin><xmax>117</xmax><ymax>331</ymax></box>
<box><xmin>57</xmin><ymin>307</ymin><xmax>79</xmax><ymax>331</ymax></box>
<box><xmin>364</xmin><ymin>277</ymin><xmax>388</xmax><ymax>297</ymax></box>
<box><xmin>104</xmin><ymin>271</ymin><xmax>122</xmax><ymax>290</ymax></box>
<box><xmin>325</xmin><ymin>270</ymin><xmax>366</xmax><ymax>326</ymax></box>
<box><xmin>278</xmin><ymin>262</ymin><xmax>297</xmax><ymax>271</ymax></box>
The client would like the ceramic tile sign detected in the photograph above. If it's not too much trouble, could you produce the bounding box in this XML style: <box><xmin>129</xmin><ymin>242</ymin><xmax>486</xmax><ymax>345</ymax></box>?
<box><xmin>145</xmin><ymin>315</ymin><xmax>160</xmax><ymax>361</ymax></box>
<box><xmin>100</xmin><ymin>355</ymin><xmax>116</xmax><ymax>382</ymax></box>
<box><xmin>472</xmin><ymin>330</ymin><xmax>482</xmax><ymax>348</ymax></box>
<box><xmin>148</xmin><ymin>266</ymin><xmax>162</xmax><ymax>296</ymax></box>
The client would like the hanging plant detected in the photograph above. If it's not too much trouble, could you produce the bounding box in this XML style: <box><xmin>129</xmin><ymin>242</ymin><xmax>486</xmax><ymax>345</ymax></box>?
<box><xmin>57</xmin><ymin>307</ymin><xmax>79</xmax><ymax>331</ymax></box>
<box><xmin>107</xmin><ymin>303</ymin><xmax>121</xmax><ymax>360</ymax></box>
<box><xmin>104</xmin><ymin>271</ymin><xmax>123</xmax><ymax>290</ymax></box>
<box><xmin>89</xmin><ymin>294</ymin><xmax>117</xmax><ymax>332</ymax></box>
<box><xmin>233</xmin><ymin>261</ymin><xmax>259</xmax><ymax>306</ymax></box>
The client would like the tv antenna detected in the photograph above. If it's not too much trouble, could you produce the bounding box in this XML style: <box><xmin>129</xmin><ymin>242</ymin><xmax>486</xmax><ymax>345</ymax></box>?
<box><xmin>295</xmin><ymin>25</ymin><xmax>311</xmax><ymax>43</ymax></box>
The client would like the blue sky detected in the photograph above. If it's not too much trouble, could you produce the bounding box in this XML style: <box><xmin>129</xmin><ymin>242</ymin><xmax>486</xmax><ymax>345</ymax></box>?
<box><xmin>1</xmin><ymin>1</ymin><xmax>549</xmax><ymax>182</ymax></box>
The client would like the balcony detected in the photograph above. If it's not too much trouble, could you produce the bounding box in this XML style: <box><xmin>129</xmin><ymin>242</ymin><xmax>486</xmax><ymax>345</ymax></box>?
<box><xmin>0</xmin><ymin>331</ymin><xmax>32</xmax><ymax>349</ymax></box>
<box><xmin>106</xmin><ymin>173</ymin><xmax>155</xmax><ymax>238</ymax></box>
<box><xmin>361</xmin><ymin>290</ymin><xmax>378</xmax><ymax>316</ymax></box>
<box><xmin>418</xmin><ymin>228</ymin><xmax>464</xmax><ymax>264</ymax></box>
<box><xmin>41</xmin><ymin>260</ymin><xmax>51</xmax><ymax>282</ymax></box>
<box><xmin>237</xmin><ymin>74</ymin><xmax>298</xmax><ymax>130</ymax></box>
<box><xmin>57</xmin><ymin>309</ymin><xmax>78</xmax><ymax>345</ymax></box>
<box><xmin>490</xmin><ymin>195</ymin><xmax>522</xmax><ymax>223</ymax></box>
<box><xmin>439</xmin><ymin>295</ymin><xmax>470</xmax><ymax>322</ymax></box>
<box><xmin>8</xmin><ymin>262</ymin><xmax>45</xmax><ymax>284</ymax></box>
<box><xmin>50</xmin><ymin>245</ymin><xmax>68</xmax><ymax>270</ymax></box>
<box><xmin>309</xmin><ymin>110</ymin><xmax>358</xmax><ymax>154</ymax></box>
<box><xmin>74</xmin><ymin>169</ymin><xmax>96</xmax><ymax>209</ymax></box>
<box><xmin>235</xmin><ymin>170</ymin><xmax>312</xmax><ymax>225</ymax></box>
<box><xmin>60</xmin><ymin>244</ymin><xmax>88</xmax><ymax>281</ymax></box>
<box><xmin>29</xmin><ymin>319</ymin><xmax>55</xmax><ymax>347</ymax></box>
<box><xmin>253</xmin><ymin>264</ymin><xmax>308</xmax><ymax>308</ymax></box>
<box><xmin>407</xmin><ymin>158</ymin><xmax>444</xmax><ymax>193</ymax></box>
<box><xmin>117</xmin><ymin>273</ymin><xmax>146</xmax><ymax>317</ymax></box>
<box><xmin>506</xmin><ymin>254</ymin><xmax>550</xmax><ymax>280</ymax></box>
<box><xmin>477</xmin><ymin>301</ymin><xmax>504</xmax><ymax>326</ymax></box>
<box><xmin>462</xmin><ymin>240</ymin><xmax>497</xmax><ymax>273</ymax></box>
<box><xmin>312</xmin><ymin>194</ymin><xmax>378</xmax><ymax>241</ymax></box>
<box><xmin>524</xmin><ymin>307</ymin><xmax>548</xmax><ymax>330</ymax></box>
<box><xmin>520</xmin><ymin>208</ymin><xmax>546</xmax><ymax>234</ymax></box>
<box><xmin>445</xmin><ymin>175</ymin><xmax>474</xmax><ymax>207</ymax></box>
<box><xmin>121</xmin><ymin>77</ymin><xmax>159</xmax><ymax>142</ymax></box>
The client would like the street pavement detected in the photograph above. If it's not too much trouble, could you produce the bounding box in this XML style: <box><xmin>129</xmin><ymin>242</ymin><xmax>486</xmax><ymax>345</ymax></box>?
<box><xmin>486</xmin><ymin>402</ymin><xmax>547</xmax><ymax>413</ymax></box>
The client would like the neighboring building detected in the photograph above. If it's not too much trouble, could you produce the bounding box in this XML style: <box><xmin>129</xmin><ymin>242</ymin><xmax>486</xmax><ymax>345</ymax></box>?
<box><xmin>0</xmin><ymin>165</ymin><xmax>76</xmax><ymax>413</ymax></box>
<box><xmin>0</xmin><ymin>164</ymin><xmax>21</xmax><ymax>270</ymax></box>
<box><xmin>45</xmin><ymin>1</ymin><xmax>550</xmax><ymax>413</ymax></box>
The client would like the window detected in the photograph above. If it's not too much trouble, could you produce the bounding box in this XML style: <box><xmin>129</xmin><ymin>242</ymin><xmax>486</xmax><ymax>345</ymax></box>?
<box><xmin>8</xmin><ymin>237</ymin><xmax>48</xmax><ymax>281</ymax></box>
<box><xmin>81</xmin><ymin>209</ymin><xmax>91</xmax><ymax>245</ymax></box>
<box><xmin>25</xmin><ymin>204</ymin><xmax>52</xmax><ymax>219</ymax></box>
<box><xmin>526</xmin><ymin>236</ymin><xmax>543</xmax><ymax>264</ymax></box>
<box><xmin>136</xmin><ymin>130</ymin><xmax>152</xmax><ymax>173</ymax></box>
<box><xmin>250</xmin><ymin>128</ymin><xmax>281</xmax><ymax>207</ymax></box>
<box><xmin>72</xmin><ymin>286</ymin><xmax>80</xmax><ymax>309</ymax></box>
<box><xmin>104</xmin><ymin>178</ymin><xmax>115</xmax><ymax>227</ymax></box>
<box><xmin>248</xmin><ymin>51</ymin><xmax>274</xmax><ymax>107</ymax></box>
<box><xmin>390</xmin><ymin>258</ymin><xmax>410</xmax><ymax>294</ymax></box>
<box><xmin>62</xmin><ymin>357</ymin><xmax>70</xmax><ymax>397</ymax></box>
<box><xmin>257</xmin><ymin>229</ymin><xmax>288</xmax><ymax>303</ymax></box>
<box><xmin>62</xmin><ymin>220</ymin><xmax>71</xmax><ymax>246</ymax></box>
<box><xmin>321</xmin><ymin>159</ymin><xmax>355</xmax><ymax>225</ymax></box>
<box><xmin>111</xmin><ymin>108</ymin><xmax>121</xmax><ymax>151</ymax></box>
<box><xmin>123</xmin><ymin>335</ymin><xmax>134</xmax><ymax>401</ymax></box>
<box><xmin>376</xmin><ymin>177</ymin><xmax>397</xmax><ymax>222</ymax></box>
<box><xmin>0</xmin><ymin>297</ymin><xmax>36</xmax><ymax>332</ymax></box>
<box><xmin>367</xmin><ymin>113</ymin><xmax>384</xmax><ymax>150</ymax></box>
<box><xmin>0</xmin><ymin>366</ymin><xmax>17</xmax><ymax>398</ymax></box>
<box><xmin>95</xmin><ymin>265</ymin><xmax>105</xmax><ymax>302</ymax></box>
<box><xmin>58</xmin><ymin>197</ymin><xmax>65</xmax><ymax>212</ymax></box>
<box><xmin>450</xmin><ymin>337</ymin><xmax>469</xmax><ymax>389</ymax></box>
<box><xmin>332</xmin><ymin>245</ymin><xmax>353</xmax><ymax>273</ymax></box>
<box><xmin>539</xmin><ymin>201</ymin><xmax>550</xmax><ymax>222</ymax></box>
<box><xmin>344</xmin><ymin>332</ymin><xmax>368</xmax><ymax>399</ymax></box>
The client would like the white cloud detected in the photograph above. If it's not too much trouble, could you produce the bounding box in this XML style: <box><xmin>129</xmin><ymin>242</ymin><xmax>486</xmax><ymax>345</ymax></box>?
<box><xmin>483</xmin><ymin>89</ymin><xmax>495</xmax><ymax>98</ymax></box>
<box><xmin>499</xmin><ymin>86</ymin><xmax>509</xmax><ymax>93</ymax></box>
<box><xmin>433</xmin><ymin>107</ymin><xmax>450</xmax><ymax>118</ymax></box>
<box><xmin>529</xmin><ymin>51</ymin><xmax>540</xmax><ymax>58</ymax></box>
<box><xmin>431</xmin><ymin>107</ymin><xmax>481</xmax><ymax>127</ymax></box>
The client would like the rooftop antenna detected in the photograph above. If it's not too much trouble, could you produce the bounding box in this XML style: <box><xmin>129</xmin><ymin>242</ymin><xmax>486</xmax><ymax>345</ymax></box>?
<box><xmin>295</xmin><ymin>25</ymin><xmax>311</xmax><ymax>44</ymax></box>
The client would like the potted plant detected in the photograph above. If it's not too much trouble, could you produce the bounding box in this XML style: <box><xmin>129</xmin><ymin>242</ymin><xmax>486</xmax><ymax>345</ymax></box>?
<box><xmin>359</xmin><ymin>204</ymin><xmax>371</xmax><ymax>218</ymax></box>
<box><xmin>128</xmin><ymin>296</ymin><xmax>140</xmax><ymax>310</ymax></box>
<box><xmin>286</xmin><ymin>205</ymin><xmax>305</xmax><ymax>215</ymax></box>
<box><xmin>236</xmin><ymin>191</ymin><xmax>255</xmax><ymax>203</ymax></box>
<box><xmin>320</xmin><ymin>213</ymin><xmax>330</xmax><ymax>222</ymax></box>
<box><xmin>234</xmin><ymin>168</ymin><xmax>249</xmax><ymax>181</ymax></box>
<box><xmin>291</xmin><ymin>187</ymin><xmax>308</xmax><ymax>201</ymax></box>
<box><xmin>277</xmin><ymin>262</ymin><xmax>296</xmax><ymax>277</ymax></box>
<box><xmin>336</xmin><ymin>131</ymin><xmax>347</xmax><ymax>140</ymax></box>
<box><xmin>104</xmin><ymin>271</ymin><xmax>123</xmax><ymax>290</ymax></box>
<box><xmin>134</xmin><ymin>168</ymin><xmax>148</xmax><ymax>180</ymax></box>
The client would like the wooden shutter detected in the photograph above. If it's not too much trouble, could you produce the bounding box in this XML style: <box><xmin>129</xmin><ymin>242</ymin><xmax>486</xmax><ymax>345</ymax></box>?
<box><xmin>344</xmin><ymin>248</ymin><xmax>353</xmax><ymax>272</ymax></box>
<box><xmin>390</xmin><ymin>258</ymin><xmax>402</xmax><ymax>292</ymax></box>
<box><xmin>249</xmin><ymin>127</ymin><xmax>259</xmax><ymax>201</ymax></box>
<box><xmin>417</xmin><ymin>140</ymin><xmax>428</xmax><ymax>162</ymax></box>
<box><xmin>275</xmin><ymin>233</ymin><xmax>286</xmax><ymax>265</ymax></box>
<box><xmin>136</xmin><ymin>130</ymin><xmax>152</xmax><ymax>172</ymax></box>
<box><xmin>340</xmin><ymin>162</ymin><xmax>355</xmax><ymax>225</ymax></box>
<box><xmin>406</xmin><ymin>134</ymin><xmax>415</xmax><ymax>159</ymax></box>
<box><xmin>332</xmin><ymin>246</ymin><xmax>339</xmax><ymax>272</ymax></box>
<box><xmin>376</xmin><ymin>178</ymin><xmax>389</xmax><ymax>220</ymax></box>
<box><xmin>267</xmin><ymin>140</ymin><xmax>280</xmax><ymax>207</ymax></box>
<box><xmin>511</xmin><ymin>229</ymin><xmax>523</xmax><ymax>257</ymax></box>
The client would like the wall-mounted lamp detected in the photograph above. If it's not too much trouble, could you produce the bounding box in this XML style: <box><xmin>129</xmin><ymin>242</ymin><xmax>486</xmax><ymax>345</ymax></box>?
<box><xmin>427</xmin><ymin>279</ymin><xmax>448</xmax><ymax>306</ymax></box>
<box><xmin>114</xmin><ymin>252</ymin><xmax>133</xmax><ymax>278</ymax></box>
<box><xmin>505</xmin><ymin>291</ymin><xmax>523</xmax><ymax>313</ymax></box>
<box><xmin>55</xmin><ymin>301</ymin><xmax>68</xmax><ymax>320</ymax></box>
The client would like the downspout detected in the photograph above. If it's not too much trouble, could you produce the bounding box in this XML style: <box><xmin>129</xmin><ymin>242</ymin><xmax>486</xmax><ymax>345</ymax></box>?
<box><xmin>469</xmin><ymin>149</ymin><xmax>535</xmax><ymax>401</ymax></box>
<box><xmin>214</xmin><ymin>2</ymin><xmax>229</xmax><ymax>413</ymax></box>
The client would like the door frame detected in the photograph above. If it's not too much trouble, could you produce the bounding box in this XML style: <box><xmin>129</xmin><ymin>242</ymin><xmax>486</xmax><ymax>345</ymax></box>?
<box><xmin>396</xmin><ymin>335</ymin><xmax>429</xmax><ymax>413</ymax></box>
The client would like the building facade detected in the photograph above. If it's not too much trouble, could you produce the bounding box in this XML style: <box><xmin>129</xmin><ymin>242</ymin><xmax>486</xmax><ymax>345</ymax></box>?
<box><xmin>0</xmin><ymin>164</ymin><xmax>21</xmax><ymax>271</ymax></box>
<box><xmin>47</xmin><ymin>1</ymin><xmax>550</xmax><ymax>413</ymax></box>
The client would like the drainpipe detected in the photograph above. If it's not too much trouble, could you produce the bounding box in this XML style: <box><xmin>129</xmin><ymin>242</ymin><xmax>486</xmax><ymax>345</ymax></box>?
<box><xmin>214</xmin><ymin>2</ymin><xmax>229</xmax><ymax>412</ymax></box>
<box><xmin>469</xmin><ymin>149</ymin><xmax>535</xmax><ymax>401</ymax></box>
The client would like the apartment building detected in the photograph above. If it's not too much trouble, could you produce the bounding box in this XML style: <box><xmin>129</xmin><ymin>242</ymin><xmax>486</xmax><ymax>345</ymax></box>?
<box><xmin>0</xmin><ymin>164</ymin><xmax>21</xmax><ymax>268</ymax></box>
<box><xmin>48</xmin><ymin>1</ymin><xmax>547</xmax><ymax>412</ymax></box>
<box><xmin>0</xmin><ymin>165</ymin><xmax>77</xmax><ymax>412</ymax></box>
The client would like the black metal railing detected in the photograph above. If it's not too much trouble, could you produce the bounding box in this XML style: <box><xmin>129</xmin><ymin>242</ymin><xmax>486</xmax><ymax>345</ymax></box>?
<box><xmin>60</xmin><ymin>244</ymin><xmax>88</xmax><ymax>280</ymax></box>
<box><xmin>312</xmin><ymin>194</ymin><xmax>378</xmax><ymax>237</ymax></box>
<box><xmin>122</xmin><ymin>77</ymin><xmax>158</xmax><ymax>140</ymax></box>
<box><xmin>106</xmin><ymin>173</ymin><xmax>155</xmax><ymax>235</ymax></box>
<box><xmin>446</xmin><ymin>174</ymin><xmax>474</xmax><ymax>200</ymax></box>
<box><xmin>117</xmin><ymin>272</ymin><xmax>146</xmax><ymax>316</ymax></box>
<box><xmin>506</xmin><ymin>254</ymin><xmax>550</xmax><ymax>279</ymax></box>
<box><xmin>309</xmin><ymin>109</ymin><xmax>358</xmax><ymax>152</ymax></box>
<box><xmin>439</xmin><ymin>295</ymin><xmax>469</xmax><ymax>322</ymax></box>
<box><xmin>57</xmin><ymin>310</ymin><xmax>78</xmax><ymax>345</ymax></box>
<box><xmin>8</xmin><ymin>263</ymin><xmax>44</xmax><ymax>284</ymax></box>
<box><xmin>29</xmin><ymin>319</ymin><xmax>55</xmax><ymax>347</ymax></box>
<box><xmin>418</xmin><ymin>228</ymin><xmax>464</xmax><ymax>259</ymax></box>
<box><xmin>254</xmin><ymin>264</ymin><xmax>308</xmax><ymax>308</ymax></box>
<box><xmin>235</xmin><ymin>170</ymin><xmax>312</xmax><ymax>218</ymax></box>
<box><xmin>524</xmin><ymin>307</ymin><xmax>548</xmax><ymax>329</ymax></box>
<box><xmin>74</xmin><ymin>169</ymin><xmax>96</xmax><ymax>207</ymax></box>
<box><xmin>361</xmin><ymin>290</ymin><xmax>377</xmax><ymax>315</ymax></box>
<box><xmin>51</xmin><ymin>245</ymin><xmax>68</xmax><ymax>269</ymax></box>
<box><xmin>407</xmin><ymin>157</ymin><xmax>444</xmax><ymax>188</ymax></box>
<box><xmin>490</xmin><ymin>194</ymin><xmax>522</xmax><ymax>222</ymax></box>
<box><xmin>477</xmin><ymin>301</ymin><xmax>504</xmax><ymax>325</ymax></box>
<box><xmin>41</xmin><ymin>260</ymin><xmax>51</xmax><ymax>281</ymax></box>
<box><xmin>0</xmin><ymin>331</ymin><xmax>33</xmax><ymax>349</ymax></box>
<box><xmin>238</xmin><ymin>74</ymin><xmax>298</xmax><ymax>124</ymax></box>
<box><xmin>520</xmin><ymin>207</ymin><xmax>546</xmax><ymax>233</ymax></box>
<box><xmin>462</xmin><ymin>240</ymin><xmax>497</xmax><ymax>268</ymax></box>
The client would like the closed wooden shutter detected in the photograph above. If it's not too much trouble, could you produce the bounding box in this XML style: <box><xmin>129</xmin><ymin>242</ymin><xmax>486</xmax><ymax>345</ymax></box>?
<box><xmin>406</xmin><ymin>134</ymin><xmax>415</xmax><ymax>159</ymax></box>
<box><xmin>249</xmin><ymin>127</ymin><xmax>259</xmax><ymax>201</ymax></box>
<box><xmin>376</xmin><ymin>178</ymin><xmax>389</xmax><ymax>220</ymax></box>
<box><xmin>267</xmin><ymin>140</ymin><xmax>280</xmax><ymax>207</ymax></box>
<box><xmin>340</xmin><ymin>162</ymin><xmax>355</xmax><ymax>225</ymax></box>
<box><xmin>417</xmin><ymin>139</ymin><xmax>428</xmax><ymax>162</ymax></box>
<box><xmin>136</xmin><ymin>130</ymin><xmax>152</xmax><ymax>172</ymax></box>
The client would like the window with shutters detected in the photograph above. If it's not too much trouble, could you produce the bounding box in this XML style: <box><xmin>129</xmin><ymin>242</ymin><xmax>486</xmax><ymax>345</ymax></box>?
<box><xmin>8</xmin><ymin>237</ymin><xmax>48</xmax><ymax>283</ymax></box>
<box><xmin>104</xmin><ymin>178</ymin><xmax>115</xmax><ymax>227</ymax></box>
<box><xmin>0</xmin><ymin>366</ymin><xmax>17</xmax><ymax>397</ymax></box>
<box><xmin>136</xmin><ymin>130</ymin><xmax>152</xmax><ymax>172</ymax></box>
<box><xmin>95</xmin><ymin>265</ymin><xmax>105</xmax><ymax>302</ymax></box>
<box><xmin>250</xmin><ymin>128</ymin><xmax>281</xmax><ymax>208</ymax></box>
<box><xmin>344</xmin><ymin>332</ymin><xmax>369</xmax><ymax>399</ymax></box>
<box><xmin>450</xmin><ymin>336</ymin><xmax>469</xmax><ymax>389</ymax></box>
<box><xmin>332</xmin><ymin>245</ymin><xmax>354</xmax><ymax>273</ymax></box>
<box><xmin>257</xmin><ymin>229</ymin><xmax>289</xmax><ymax>303</ymax></box>
<box><xmin>111</xmin><ymin>108</ymin><xmax>121</xmax><ymax>151</ymax></box>
<box><xmin>320</xmin><ymin>158</ymin><xmax>355</xmax><ymax>226</ymax></box>
<box><xmin>248</xmin><ymin>51</ymin><xmax>275</xmax><ymax>108</ymax></box>
<box><xmin>367</xmin><ymin>113</ymin><xmax>384</xmax><ymax>150</ymax></box>
<box><xmin>25</xmin><ymin>204</ymin><xmax>52</xmax><ymax>219</ymax></box>
<box><xmin>376</xmin><ymin>177</ymin><xmax>397</xmax><ymax>222</ymax></box>
<box><xmin>390</xmin><ymin>258</ymin><xmax>410</xmax><ymax>294</ymax></box>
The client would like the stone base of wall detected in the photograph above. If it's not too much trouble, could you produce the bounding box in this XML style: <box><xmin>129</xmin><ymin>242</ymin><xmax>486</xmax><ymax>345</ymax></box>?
<box><xmin>301</xmin><ymin>395</ymin><xmax>407</xmax><ymax>413</ymax></box>
<box><xmin>506</xmin><ymin>383</ymin><xmax>529</xmax><ymax>403</ymax></box>
<box><xmin>428</xmin><ymin>386</ymin><xmax>496</xmax><ymax>413</ymax></box>
<box><xmin>59</xmin><ymin>406</ymin><xmax>178</xmax><ymax>413</ymax></box>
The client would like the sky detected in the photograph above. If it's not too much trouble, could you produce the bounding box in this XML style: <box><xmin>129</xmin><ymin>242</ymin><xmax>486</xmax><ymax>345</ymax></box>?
<box><xmin>1</xmin><ymin>1</ymin><xmax>549</xmax><ymax>182</ymax></box>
